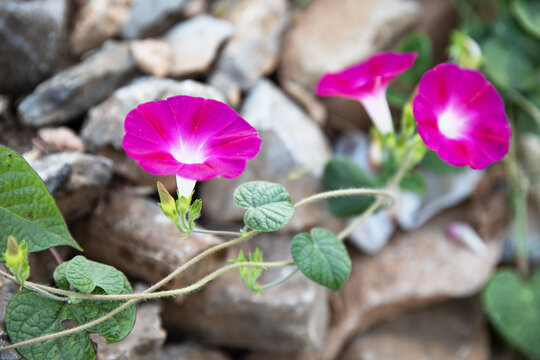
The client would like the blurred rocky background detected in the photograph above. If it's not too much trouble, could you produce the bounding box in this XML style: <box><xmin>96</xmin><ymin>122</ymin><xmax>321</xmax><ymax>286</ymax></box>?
<box><xmin>0</xmin><ymin>0</ymin><xmax>527</xmax><ymax>359</ymax></box>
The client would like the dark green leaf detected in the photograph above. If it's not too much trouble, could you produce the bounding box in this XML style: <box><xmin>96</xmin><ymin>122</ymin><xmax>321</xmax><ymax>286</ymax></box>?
<box><xmin>6</xmin><ymin>272</ymin><xmax>135</xmax><ymax>360</ymax></box>
<box><xmin>399</xmin><ymin>171</ymin><xmax>427</xmax><ymax>194</ymax></box>
<box><xmin>483</xmin><ymin>268</ymin><xmax>540</xmax><ymax>358</ymax></box>
<box><xmin>64</xmin><ymin>256</ymin><xmax>125</xmax><ymax>295</ymax></box>
<box><xmin>0</xmin><ymin>145</ymin><xmax>81</xmax><ymax>254</ymax></box>
<box><xmin>397</xmin><ymin>31</ymin><xmax>433</xmax><ymax>88</ymax></box>
<box><xmin>234</xmin><ymin>181</ymin><xmax>294</xmax><ymax>232</ymax></box>
<box><xmin>323</xmin><ymin>156</ymin><xmax>378</xmax><ymax>218</ymax></box>
<box><xmin>291</xmin><ymin>228</ymin><xmax>351</xmax><ymax>291</ymax></box>
<box><xmin>420</xmin><ymin>150</ymin><xmax>466</xmax><ymax>174</ymax></box>
<box><xmin>511</xmin><ymin>0</ymin><xmax>540</xmax><ymax>40</ymax></box>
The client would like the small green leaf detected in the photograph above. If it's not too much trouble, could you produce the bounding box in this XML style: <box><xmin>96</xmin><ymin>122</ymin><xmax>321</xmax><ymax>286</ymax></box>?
<box><xmin>291</xmin><ymin>228</ymin><xmax>351</xmax><ymax>291</ymax></box>
<box><xmin>53</xmin><ymin>262</ymin><xmax>70</xmax><ymax>290</ymax></box>
<box><xmin>512</xmin><ymin>0</ymin><xmax>540</xmax><ymax>40</ymax></box>
<box><xmin>229</xmin><ymin>248</ymin><xmax>266</xmax><ymax>294</ymax></box>
<box><xmin>6</xmin><ymin>270</ymin><xmax>135</xmax><ymax>360</ymax></box>
<box><xmin>323</xmin><ymin>157</ymin><xmax>378</xmax><ymax>218</ymax></box>
<box><xmin>399</xmin><ymin>171</ymin><xmax>427</xmax><ymax>194</ymax></box>
<box><xmin>483</xmin><ymin>268</ymin><xmax>540</xmax><ymax>359</ymax></box>
<box><xmin>234</xmin><ymin>181</ymin><xmax>294</xmax><ymax>232</ymax></box>
<box><xmin>420</xmin><ymin>150</ymin><xmax>466</xmax><ymax>174</ymax></box>
<box><xmin>0</xmin><ymin>145</ymin><xmax>81</xmax><ymax>254</ymax></box>
<box><xmin>64</xmin><ymin>256</ymin><xmax>124</xmax><ymax>295</ymax></box>
<box><xmin>397</xmin><ymin>31</ymin><xmax>433</xmax><ymax>87</ymax></box>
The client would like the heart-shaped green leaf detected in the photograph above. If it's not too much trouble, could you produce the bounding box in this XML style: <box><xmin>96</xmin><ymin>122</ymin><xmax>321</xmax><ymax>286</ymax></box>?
<box><xmin>6</xmin><ymin>265</ymin><xmax>135</xmax><ymax>360</ymax></box>
<box><xmin>291</xmin><ymin>228</ymin><xmax>351</xmax><ymax>291</ymax></box>
<box><xmin>323</xmin><ymin>156</ymin><xmax>378</xmax><ymax>218</ymax></box>
<box><xmin>512</xmin><ymin>0</ymin><xmax>540</xmax><ymax>40</ymax></box>
<box><xmin>0</xmin><ymin>145</ymin><xmax>81</xmax><ymax>254</ymax></box>
<box><xmin>61</xmin><ymin>256</ymin><xmax>125</xmax><ymax>295</ymax></box>
<box><xmin>234</xmin><ymin>181</ymin><xmax>294</xmax><ymax>232</ymax></box>
<box><xmin>483</xmin><ymin>268</ymin><xmax>540</xmax><ymax>358</ymax></box>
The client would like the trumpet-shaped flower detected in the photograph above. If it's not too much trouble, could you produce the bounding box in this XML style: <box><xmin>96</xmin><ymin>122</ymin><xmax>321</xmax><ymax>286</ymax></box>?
<box><xmin>413</xmin><ymin>63</ymin><xmax>511</xmax><ymax>170</ymax></box>
<box><xmin>316</xmin><ymin>52</ymin><xmax>417</xmax><ymax>134</ymax></box>
<box><xmin>123</xmin><ymin>95</ymin><xmax>262</xmax><ymax>197</ymax></box>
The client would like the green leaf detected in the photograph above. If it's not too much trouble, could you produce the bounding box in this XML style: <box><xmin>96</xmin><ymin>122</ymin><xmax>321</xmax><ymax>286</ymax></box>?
<box><xmin>0</xmin><ymin>145</ymin><xmax>81</xmax><ymax>254</ymax></box>
<box><xmin>234</xmin><ymin>181</ymin><xmax>294</xmax><ymax>232</ymax></box>
<box><xmin>229</xmin><ymin>248</ymin><xmax>266</xmax><ymax>294</ymax></box>
<box><xmin>323</xmin><ymin>156</ymin><xmax>378</xmax><ymax>218</ymax></box>
<box><xmin>420</xmin><ymin>150</ymin><xmax>466</xmax><ymax>174</ymax></box>
<box><xmin>64</xmin><ymin>256</ymin><xmax>125</xmax><ymax>295</ymax></box>
<box><xmin>291</xmin><ymin>228</ymin><xmax>351</xmax><ymax>291</ymax></box>
<box><xmin>483</xmin><ymin>268</ymin><xmax>540</xmax><ymax>359</ymax></box>
<box><xmin>6</xmin><ymin>272</ymin><xmax>135</xmax><ymax>360</ymax></box>
<box><xmin>399</xmin><ymin>171</ymin><xmax>427</xmax><ymax>194</ymax></box>
<box><xmin>53</xmin><ymin>262</ymin><xmax>70</xmax><ymax>290</ymax></box>
<box><xmin>512</xmin><ymin>0</ymin><xmax>540</xmax><ymax>40</ymax></box>
<box><xmin>397</xmin><ymin>31</ymin><xmax>433</xmax><ymax>87</ymax></box>
<box><xmin>481</xmin><ymin>37</ymin><xmax>537</xmax><ymax>92</ymax></box>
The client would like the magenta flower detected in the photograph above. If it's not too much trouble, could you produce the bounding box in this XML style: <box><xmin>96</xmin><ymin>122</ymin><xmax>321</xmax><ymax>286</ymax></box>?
<box><xmin>413</xmin><ymin>63</ymin><xmax>511</xmax><ymax>170</ymax></box>
<box><xmin>122</xmin><ymin>95</ymin><xmax>261</xmax><ymax>197</ymax></box>
<box><xmin>316</xmin><ymin>52</ymin><xmax>417</xmax><ymax>134</ymax></box>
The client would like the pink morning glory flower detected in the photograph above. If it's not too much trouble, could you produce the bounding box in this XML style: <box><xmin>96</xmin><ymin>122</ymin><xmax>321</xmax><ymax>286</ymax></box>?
<box><xmin>315</xmin><ymin>52</ymin><xmax>417</xmax><ymax>134</ymax></box>
<box><xmin>413</xmin><ymin>63</ymin><xmax>511</xmax><ymax>170</ymax></box>
<box><xmin>122</xmin><ymin>95</ymin><xmax>262</xmax><ymax>197</ymax></box>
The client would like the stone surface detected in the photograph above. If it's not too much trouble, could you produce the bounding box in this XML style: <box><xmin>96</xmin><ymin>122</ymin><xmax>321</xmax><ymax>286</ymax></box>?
<box><xmin>0</xmin><ymin>96</ymin><xmax>8</xmax><ymax>117</ymax></box>
<box><xmin>247</xmin><ymin>206</ymin><xmax>503</xmax><ymax>360</ymax></box>
<box><xmin>163</xmin><ymin>233</ymin><xmax>329</xmax><ymax>351</ymax></box>
<box><xmin>338</xmin><ymin>299</ymin><xmax>489</xmax><ymax>360</ymax></box>
<box><xmin>0</xmin><ymin>0</ymin><xmax>67</xmax><ymax>94</ymax></box>
<box><xmin>121</xmin><ymin>0</ymin><xmax>205</xmax><ymax>39</ymax></box>
<box><xmin>37</xmin><ymin>126</ymin><xmax>86</xmax><ymax>153</ymax></box>
<box><xmin>73</xmin><ymin>191</ymin><xmax>224</xmax><ymax>292</ymax></box>
<box><xmin>95</xmin><ymin>302</ymin><xmax>167</xmax><ymax>360</ymax></box>
<box><xmin>71</xmin><ymin>0</ymin><xmax>131</xmax><ymax>56</ymax></box>
<box><xmin>80</xmin><ymin>77</ymin><xmax>225</xmax><ymax>190</ymax></box>
<box><xmin>200</xmin><ymin>78</ymin><xmax>335</xmax><ymax>232</ymax></box>
<box><xmin>163</xmin><ymin>14</ymin><xmax>234</xmax><ymax>77</ymax></box>
<box><xmin>0</xmin><ymin>267</ymin><xmax>22</xmax><ymax>360</ymax></box>
<box><xmin>30</xmin><ymin>152</ymin><xmax>113</xmax><ymax>222</ymax></box>
<box><xmin>161</xmin><ymin>343</ymin><xmax>230</xmax><ymax>360</ymax></box>
<box><xmin>18</xmin><ymin>41</ymin><xmax>135</xmax><ymax>127</ymax></box>
<box><xmin>209</xmin><ymin>0</ymin><xmax>289</xmax><ymax>102</ymax></box>
<box><xmin>279</xmin><ymin>0</ymin><xmax>421</xmax><ymax>92</ymax></box>
<box><xmin>130</xmin><ymin>39</ymin><xmax>172</xmax><ymax>77</ymax></box>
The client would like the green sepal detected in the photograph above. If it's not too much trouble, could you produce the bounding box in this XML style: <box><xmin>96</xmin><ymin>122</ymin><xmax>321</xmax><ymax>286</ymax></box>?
<box><xmin>157</xmin><ymin>181</ymin><xmax>178</xmax><ymax>223</ymax></box>
<box><xmin>189</xmin><ymin>199</ymin><xmax>202</xmax><ymax>222</ymax></box>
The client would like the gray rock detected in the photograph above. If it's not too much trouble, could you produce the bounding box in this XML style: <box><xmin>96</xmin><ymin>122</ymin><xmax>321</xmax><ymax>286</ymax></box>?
<box><xmin>163</xmin><ymin>234</ymin><xmax>329</xmax><ymax>351</ymax></box>
<box><xmin>209</xmin><ymin>0</ymin><xmax>289</xmax><ymax>103</ymax></box>
<box><xmin>338</xmin><ymin>299</ymin><xmax>489</xmax><ymax>360</ymax></box>
<box><xmin>279</xmin><ymin>0</ymin><xmax>421</xmax><ymax>92</ymax></box>
<box><xmin>0</xmin><ymin>268</ymin><xmax>22</xmax><ymax>360</ymax></box>
<box><xmin>0</xmin><ymin>0</ymin><xmax>67</xmax><ymax>94</ymax></box>
<box><xmin>18</xmin><ymin>41</ymin><xmax>135</xmax><ymax>127</ymax></box>
<box><xmin>121</xmin><ymin>0</ymin><xmax>205</xmax><ymax>39</ymax></box>
<box><xmin>70</xmin><ymin>0</ymin><xmax>131</xmax><ymax>56</ymax></box>
<box><xmin>30</xmin><ymin>152</ymin><xmax>113</xmax><ymax>222</ymax></box>
<box><xmin>80</xmin><ymin>77</ymin><xmax>225</xmax><ymax>190</ymax></box>
<box><xmin>72</xmin><ymin>192</ymin><xmax>224</xmax><ymax>294</ymax></box>
<box><xmin>161</xmin><ymin>343</ymin><xmax>230</xmax><ymax>360</ymax></box>
<box><xmin>200</xmin><ymin>78</ymin><xmax>336</xmax><ymax>232</ymax></box>
<box><xmin>95</xmin><ymin>302</ymin><xmax>167</xmax><ymax>360</ymax></box>
<box><xmin>164</xmin><ymin>14</ymin><xmax>234</xmax><ymax>77</ymax></box>
<box><xmin>0</xmin><ymin>96</ymin><xmax>8</xmax><ymax>117</ymax></box>
<box><xmin>36</xmin><ymin>126</ymin><xmax>86</xmax><ymax>153</ymax></box>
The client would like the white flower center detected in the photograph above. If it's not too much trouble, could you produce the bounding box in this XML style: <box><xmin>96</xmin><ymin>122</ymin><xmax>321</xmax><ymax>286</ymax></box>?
<box><xmin>171</xmin><ymin>145</ymin><xmax>205</xmax><ymax>164</ymax></box>
<box><xmin>438</xmin><ymin>109</ymin><xmax>467</xmax><ymax>139</ymax></box>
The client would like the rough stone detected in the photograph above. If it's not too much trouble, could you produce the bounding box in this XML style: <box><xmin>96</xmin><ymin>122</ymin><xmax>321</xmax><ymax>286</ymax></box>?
<box><xmin>121</xmin><ymin>0</ymin><xmax>205</xmax><ymax>39</ymax></box>
<box><xmin>161</xmin><ymin>343</ymin><xmax>230</xmax><ymax>360</ymax></box>
<box><xmin>200</xmin><ymin>78</ymin><xmax>335</xmax><ymax>232</ymax></box>
<box><xmin>95</xmin><ymin>302</ymin><xmax>167</xmax><ymax>360</ymax></box>
<box><xmin>163</xmin><ymin>14</ymin><xmax>234</xmax><ymax>77</ymax></box>
<box><xmin>0</xmin><ymin>0</ymin><xmax>67</xmax><ymax>94</ymax></box>
<box><xmin>73</xmin><ymin>192</ymin><xmax>224</xmax><ymax>292</ymax></box>
<box><xmin>163</xmin><ymin>233</ymin><xmax>329</xmax><ymax>351</ymax></box>
<box><xmin>70</xmin><ymin>0</ymin><xmax>131</xmax><ymax>56</ymax></box>
<box><xmin>279</xmin><ymin>0</ymin><xmax>421</xmax><ymax>92</ymax></box>
<box><xmin>209</xmin><ymin>0</ymin><xmax>289</xmax><ymax>102</ymax></box>
<box><xmin>246</xmin><ymin>206</ymin><xmax>503</xmax><ymax>360</ymax></box>
<box><xmin>0</xmin><ymin>267</ymin><xmax>22</xmax><ymax>360</ymax></box>
<box><xmin>30</xmin><ymin>152</ymin><xmax>113</xmax><ymax>222</ymax></box>
<box><xmin>0</xmin><ymin>96</ymin><xmax>8</xmax><ymax>117</ymax></box>
<box><xmin>130</xmin><ymin>39</ymin><xmax>172</xmax><ymax>77</ymax></box>
<box><xmin>80</xmin><ymin>77</ymin><xmax>225</xmax><ymax>190</ymax></box>
<box><xmin>18</xmin><ymin>41</ymin><xmax>135</xmax><ymax>127</ymax></box>
<box><xmin>37</xmin><ymin>127</ymin><xmax>86</xmax><ymax>153</ymax></box>
<box><xmin>338</xmin><ymin>299</ymin><xmax>489</xmax><ymax>360</ymax></box>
